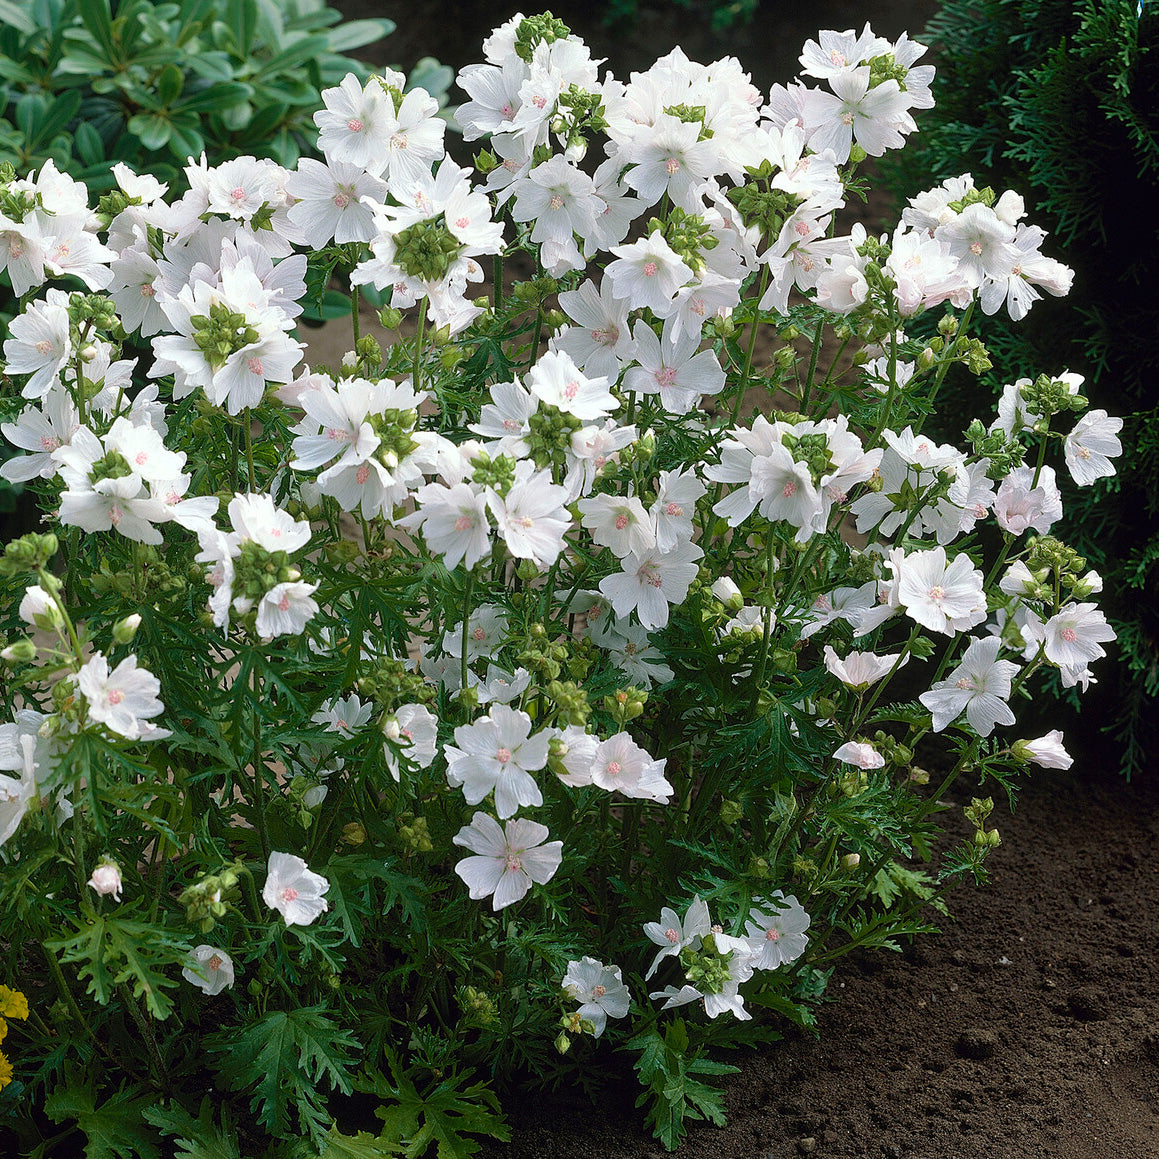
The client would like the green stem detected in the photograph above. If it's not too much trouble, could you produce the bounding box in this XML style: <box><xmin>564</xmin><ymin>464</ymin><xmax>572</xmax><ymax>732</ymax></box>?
<box><xmin>242</xmin><ymin>409</ymin><xmax>256</xmax><ymax>492</ymax></box>
<box><xmin>493</xmin><ymin>251</ymin><xmax>504</xmax><ymax>310</ymax></box>
<box><xmin>414</xmin><ymin>296</ymin><xmax>429</xmax><ymax>394</ymax></box>
<box><xmin>798</xmin><ymin>318</ymin><xmax>825</xmax><ymax>417</ymax></box>
<box><xmin>913</xmin><ymin>301</ymin><xmax>974</xmax><ymax>436</ymax></box>
<box><xmin>748</xmin><ymin>532</ymin><xmax>779</xmax><ymax>716</ymax></box>
<box><xmin>350</xmin><ymin>282</ymin><xmax>361</xmax><ymax>347</ymax></box>
<box><xmin>460</xmin><ymin>569</ymin><xmax>475</xmax><ymax>695</ymax></box>
<box><xmin>118</xmin><ymin>984</ymin><xmax>171</xmax><ymax>1093</ymax></box>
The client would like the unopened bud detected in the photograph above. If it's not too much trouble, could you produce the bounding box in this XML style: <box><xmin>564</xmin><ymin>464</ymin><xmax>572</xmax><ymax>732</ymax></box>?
<box><xmin>1</xmin><ymin>638</ymin><xmax>37</xmax><ymax>664</ymax></box>
<box><xmin>88</xmin><ymin>858</ymin><xmax>123</xmax><ymax>902</ymax></box>
<box><xmin>555</xmin><ymin>1032</ymin><xmax>571</xmax><ymax>1055</ymax></box>
<box><xmin>112</xmin><ymin>613</ymin><xmax>142</xmax><ymax>645</ymax></box>
<box><xmin>840</xmin><ymin>852</ymin><xmax>861</xmax><ymax>871</ymax></box>
<box><xmin>342</xmin><ymin>822</ymin><xmax>367</xmax><ymax>846</ymax></box>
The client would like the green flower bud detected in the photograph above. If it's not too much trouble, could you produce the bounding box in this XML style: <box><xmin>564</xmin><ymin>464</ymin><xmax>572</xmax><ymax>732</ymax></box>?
<box><xmin>1</xmin><ymin>638</ymin><xmax>37</xmax><ymax>664</ymax></box>
<box><xmin>112</xmin><ymin>613</ymin><xmax>142</xmax><ymax>645</ymax></box>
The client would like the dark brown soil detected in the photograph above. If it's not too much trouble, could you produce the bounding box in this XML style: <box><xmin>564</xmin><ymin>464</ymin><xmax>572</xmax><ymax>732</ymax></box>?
<box><xmin>485</xmin><ymin>761</ymin><xmax>1159</xmax><ymax>1159</ymax></box>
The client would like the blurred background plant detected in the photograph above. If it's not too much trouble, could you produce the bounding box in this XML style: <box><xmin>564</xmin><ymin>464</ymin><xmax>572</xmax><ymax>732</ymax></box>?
<box><xmin>883</xmin><ymin>0</ymin><xmax>1159</xmax><ymax>774</ymax></box>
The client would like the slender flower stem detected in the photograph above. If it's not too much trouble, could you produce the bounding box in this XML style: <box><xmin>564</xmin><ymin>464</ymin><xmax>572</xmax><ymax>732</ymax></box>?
<box><xmin>460</xmin><ymin>569</ymin><xmax>475</xmax><ymax>694</ymax></box>
<box><xmin>413</xmin><ymin>296</ymin><xmax>429</xmax><ymax>394</ymax></box>
<box><xmin>243</xmin><ymin>409</ymin><xmax>256</xmax><ymax>492</ymax></box>
<box><xmin>350</xmin><ymin>282</ymin><xmax>361</xmax><ymax>347</ymax></box>
<box><xmin>748</xmin><ymin>532</ymin><xmax>779</xmax><ymax>716</ymax></box>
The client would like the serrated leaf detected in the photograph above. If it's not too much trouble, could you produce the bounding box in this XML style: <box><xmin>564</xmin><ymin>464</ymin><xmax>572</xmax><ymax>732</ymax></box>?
<box><xmin>317</xmin><ymin>1126</ymin><xmax>403</xmax><ymax>1158</ymax></box>
<box><xmin>45</xmin><ymin>1079</ymin><xmax>161</xmax><ymax>1159</ymax></box>
<box><xmin>143</xmin><ymin>1099</ymin><xmax>240</xmax><ymax>1159</ymax></box>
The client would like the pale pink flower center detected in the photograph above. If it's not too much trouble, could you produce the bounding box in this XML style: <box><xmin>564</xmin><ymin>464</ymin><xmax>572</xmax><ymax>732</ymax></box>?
<box><xmin>956</xmin><ymin>676</ymin><xmax>975</xmax><ymax>690</ymax></box>
<box><xmin>247</xmin><ymin>357</ymin><xmax>264</xmax><ymax>376</ymax></box>
<box><xmin>639</xmin><ymin>562</ymin><xmax>663</xmax><ymax>588</ymax></box>
<box><xmin>333</xmin><ymin>192</ymin><xmax>350</xmax><ymax>209</ymax></box>
<box><xmin>532</xmin><ymin>94</ymin><xmax>547</xmax><ymax>109</ymax></box>
<box><xmin>231</xmin><ymin>187</ymin><xmax>246</xmax><ymax>202</ymax></box>
<box><xmin>549</xmin><ymin>193</ymin><xmax>564</xmax><ymax>211</ymax></box>
<box><xmin>505</xmin><ymin>852</ymin><xmax>523</xmax><ymax>871</ymax></box>
<box><xmin>280</xmin><ymin>886</ymin><xmax>299</xmax><ymax>902</ymax></box>
<box><xmin>141</xmin><ymin>284</ymin><xmax>156</xmax><ymax>297</ymax></box>
<box><xmin>615</xmin><ymin>513</ymin><xmax>630</xmax><ymax>530</ymax></box>
<box><xmin>664</xmin><ymin>928</ymin><xmax>680</xmax><ymax>944</ymax></box>
<box><xmin>665</xmin><ymin>157</ymin><xmax>680</xmax><ymax>175</ymax></box>
<box><xmin>970</xmin><ymin>241</ymin><xmax>983</xmax><ymax>256</ymax></box>
<box><xmin>208</xmin><ymin>954</ymin><xmax>223</xmax><ymax>970</ymax></box>
<box><xmin>355</xmin><ymin>463</ymin><xmax>371</xmax><ymax>485</ymax></box>
<box><xmin>107</xmin><ymin>689</ymin><xmax>124</xmax><ymax>706</ymax></box>
<box><xmin>135</xmin><ymin>451</ymin><xmax>148</xmax><ymax>465</ymax></box>
<box><xmin>278</xmin><ymin>594</ymin><xmax>290</xmax><ymax>611</ymax></box>
<box><xmin>592</xmin><ymin>325</ymin><xmax>618</xmax><ymax>345</ymax></box>
<box><xmin>496</xmin><ymin>747</ymin><xmax>512</xmax><ymax>763</ymax></box>
<box><xmin>829</xmin><ymin>49</ymin><xmax>847</xmax><ymax>66</ymax></box>
<box><xmin>796</xmin><ymin>219</ymin><xmax>811</xmax><ymax>236</ymax></box>
<box><xmin>655</xmin><ymin>366</ymin><xmax>677</xmax><ymax>388</ymax></box>
<box><xmin>766</xmin><ymin>927</ymin><xmax>781</xmax><ymax>941</ymax></box>
<box><xmin>928</xmin><ymin>585</ymin><xmax>946</xmax><ymax>602</ymax></box>
<box><xmin>56</xmin><ymin>242</ymin><xmax>70</xmax><ymax>259</ymax></box>
<box><xmin>592</xmin><ymin>984</ymin><xmax>607</xmax><ymax>999</ymax></box>
<box><xmin>456</xmin><ymin>216</ymin><xmax>470</xmax><ymax>229</ymax></box>
<box><xmin>841</xmin><ymin>111</ymin><xmax>855</xmax><ymax>125</ymax></box>
<box><xmin>1061</xmin><ymin>627</ymin><xmax>1078</xmax><ymax>642</ymax></box>
<box><xmin>642</xmin><ymin>261</ymin><xmax>658</xmax><ymax>277</ymax></box>
<box><xmin>347</xmin><ymin>118</ymin><xmax>363</xmax><ymax>132</ymax></box>
<box><xmin>563</xmin><ymin>380</ymin><xmax>579</xmax><ymax>401</ymax></box>
<box><xmin>35</xmin><ymin>340</ymin><xmax>52</xmax><ymax>356</ymax></box>
<box><xmin>455</xmin><ymin>515</ymin><xmax>473</xmax><ymax>532</ymax></box>
<box><xmin>607</xmin><ymin>761</ymin><xmax>622</xmax><ymax>776</ymax></box>
<box><xmin>40</xmin><ymin>435</ymin><xmax>61</xmax><ymax>451</ymax></box>
<box><xmin>472</xmin><ymin>626</ymin><xmax>486</xmax><ymax>640</ymax></box>
<box><xmin>391</xmin><ymin>132</ymin><xmax>408</xmax><ymax>149</ymax></box>
<box><xmin>1077</xmin><ymin>446</ymin><xmax>1091</xmax><ymax>460</ymax></box>
<box><xmin>501</xmin><ymin>103</ymin><xmax>514</xmax><ymax>118</ymax></box>
<box><xmin>665</xmin><ymin>502</ymin><xmax>683</xmax><ymax>517</ymax></box>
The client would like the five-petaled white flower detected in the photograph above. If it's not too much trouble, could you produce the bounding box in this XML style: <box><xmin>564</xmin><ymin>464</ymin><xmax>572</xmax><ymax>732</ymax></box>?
<box><xmin>452</xmin><ymin>812</ymin><xmax>563</xmax><ymax>910</ymax></box>
<box><xmin>182</xmin><ymin>945</ymin><xmax>236</xmax><ymax>996</ymax></box>
<box><xmin>263</xmin><ymin>852</ymin><xmax>330</xmax><ymax>926</ymax></box>
<box><xmin>561</xmin><ymin>957</ymin><xmax>631</xmax><ymax>1037</ymax></box>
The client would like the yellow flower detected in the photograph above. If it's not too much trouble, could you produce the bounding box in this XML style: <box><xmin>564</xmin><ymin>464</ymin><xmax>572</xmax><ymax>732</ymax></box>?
<box><xmin>0</xmin><ymin>1019</ymin><xmax>6</xmax><ymax>1046</ymax></box>
<box><xmin>0</xmin><ymin>1051</ymin><xmax>12</xmax><ymax>1090</ymax></box>
<box><xmin>0</xmin><ymin>986</ymin><xmax>28</xmax><ymax>1021</ymax></box>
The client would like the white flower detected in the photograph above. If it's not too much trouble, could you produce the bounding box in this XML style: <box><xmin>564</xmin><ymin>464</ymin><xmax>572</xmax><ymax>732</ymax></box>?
<box><xmin>895</xmin><ymin>546</ymin><xmax>987</xmax><ymax>636</ymax></box>
<box><xmin>526</xmin><ymin>349</ymin><xmax>618</xmax><ymax>421</ymax></box>
<box><xmin>263</xmin><ymin>851</ymin><xmax>330</xmax><ymax>926</ymax></box>
<box><xmin>919</xmin><ymin>635</ymin><xmax>1018</xmax><ymax>735</ymax></box>
<box><xmin>993</xmin><ymin>465</ymin><xmax>1062</xmax><ymax>536</ymax></box>
<box><xmin>256</xmin><ymin>580</ymin><xmax>319</xmax><ymax>640</ymax></box>
<box><xmin>88</xmin><ymin>859</ymin><xmax>123</xmax><ymax>902</ymax></box>
<box><xmin>1015</xmin><ymin>730</ymin><xmax>1073</xmax><ymax>770</ymax></box>
<box><xmin>452</xmin><ymin>812</ymin><xmax>563</xmax><ymax>911</ymax></box>
<box><xmin>4</xmin><ymin>291</ymin><xmax>72</xmax><ymax>399</ymax></box>
<box><xmin>1043</xmin><ymin>603</ymin><xmax>1115</xmax><ymax>672</ymax></box>
<box><xmin>833</xmin><ymin>740</ymin><xmax>885</xmax><ymax>769</ymax></box>
<box><xmin>624</xmin><ymin>317</ymin><xmax>726</xmax><ymax>415</ymax></box>
<box><xmin>577</xmin><ymin>493</ymin><xmax>655</xmax><ymax>559</ymax></box>
<box><xmin>589</xmin><ymin>732</ymin><xmax>672</xmax><ymax>803</ymax></box>
<box><xmin>400</xmin><ymin>482</ymin><xmax>492</xmax><ymax>571</ymax></box>
<box><xmin>312</xmin><ymin>693</ymin><xmax>374</xmax><ymax>736</ymax></box>
<box><xmin>446</xmin><ymin>705</ymin><xmax>549</xmax><ymax>819</ymax></box>
<box><xmin>182</xmin><ymin>945</ymin><xmax>236</xmax><ymax>996</ymax></box>
<box><xmin>382</xmin><ymin>703</ymin><xmax>439</xmax><ymax>781</ymax></box>
<box><xmin>744</xmin><ymin>892</ymin><xmax>811</xmax><ymax>970</ymax></box>
<box><xmin>285</xmin><ymin>158</ymin><xmax>387</xmax><ymax>247</ymax></box>
<box><xmin>488</xmin><ymin>463</ymin><xmax>571</xmax><ymax>568</ymax></box>
<box><xmin>599</xmin><ymin>539</ymin><xmax>703</xmax><ymax>631</ymax></box>
<box><xmin>78</xmin><ymin>653</ymin><xmax>168</xmax><ymax>741</ymax></box>
<box><xmin>643</xmin><ymin>895</ymin><xmax>710</xmax><ymax>980</ymax></box>
<box><xmin>822</xmin><ymin>645</ymin><xmax>907</xmax><ymax>690</ymax></box>
<box><xmin>0</xmin><ymin>735</ymin><xmax>38</xmax><ymax>847</ymax></box>
<box><xmin>562</xmin><ymin>957</ymin><xmax>631</xmax><ymax>1037</ymax></box>
<box><xmin>605</xmin><ymin>232</ymin><xmax>692</xmax><ymax>317</ymax></box>
<box><xmin>1064</xmin><ymin>410</ymin><xmax>1123</xmax><ymax>487</ymax></box>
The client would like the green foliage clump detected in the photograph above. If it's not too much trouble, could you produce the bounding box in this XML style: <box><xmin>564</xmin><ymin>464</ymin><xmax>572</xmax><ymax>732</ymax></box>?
<box><xmin>885</xmin><ymin>0</ymin><xmax>1159</xmax><ymax>772</ymax></box>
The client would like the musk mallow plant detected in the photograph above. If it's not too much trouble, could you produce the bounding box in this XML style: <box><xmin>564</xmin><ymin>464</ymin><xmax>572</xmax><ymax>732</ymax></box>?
<box><xmin>0</xmin><ymin>13</ymin><xmax>1119</xmax><ymax>1156</ymax></box>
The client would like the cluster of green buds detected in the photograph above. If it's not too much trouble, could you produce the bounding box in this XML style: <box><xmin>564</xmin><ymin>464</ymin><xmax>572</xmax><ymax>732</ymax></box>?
<box><xmin>358</xmin><ymin>657</ymin><xmax>433</xmax><ymax>713</ymax></box>
<box><xmin>602</xmin><ymin>686</ymin><xmax>647</xmax><ymax>727</ymax></box>
<box><xmin>372</xmin><ymin>73</ymin><xmax>405</xmax><ymax>112</ymax></box>
<box><xmin>964</xmin><ymin>796</ymin><xmax>1001</xmax><ymax>849</ymax></box>
<box><xmin>513</xmin><ymin>12</ymin><xmax>570</xmax><ymax>61</ymax></box>
<box><xmin>1018</xmin><ymin>373</ymin><xmax>1088</xmax><ymax>425</ymax></box>
<box><xmin>526</xmin><ymin>402</ymin><xmax>581</xmax><ymax>474</ymax></box>
<box><xmin>0</xmin><ymin>162</ymin><xmax>41</xmax><ymax>222</ymax></box>
<box><xmin>397</xmin><ymin>813</ymin><xmax>434</xmax><ymax>854</ymax></box>
<box><xmin>552</xmin><ymin>84</ymin><xmax>607</xmax><ymax>159</ymax></box>
<box><xmin>680</xmin><ymin>930</ymin><xmax>734</xmax><ymax>995</ymax></box>
<box><xmin>518</xmin><ymin>622</ymin><xmax>569</xmax><ymax>680</ymax></box>
<box><xmin>457</xmin><ymin>985</ymin><xmax>497</xmax><ymax>1029</ymax></box>
<box><xmin>870</xmin><ymin>730</ymin><xmax>914</xmax><ymax>768</ymax></box>
<box><xmin>93</xmin><ymin>546</ymin><xmax>187</xmax><ymax>600</ymax></box>
<box><xmin>920</xmin><ymin>319</ymin><xmax>992</xmax><ymax>376</ymax></box>
<box><xmin>555</xmin><ymin>1008</ymin><xmax>596</xmax><ymax>1054</ymax></box>
<box><xmin>546</xmin><ymin>680</ymin><xmax>590</xmax><ymax>726</ymax></box>
<box><xmin>0</xmin><ymin>533</ymin><xmax>58</xmax><ymax>578</ymax></box>
<box><xmin>781</xmin><ymin>429</ymin><xmax>836</xmax><ymax>489</ymax></box>
<box><xmin>664</xmin><ymin>102</ymin><xmax>712</xmax><ymax>139</ymax></box>
<box><xmin>190</xmin><ymin>301</ymin><xmax>260</xmax><ymax>371</ymax></box>
<box><xmin>726</xmin><ymin>164</ymin><xmax>804</xmax><ymax>238</ymax></box>
<box><xmin>368</xmin><ymin>405</ymin><xmax>420</xmax><ymax>471</ymax></box>
<box><xmin>178</xmin><ymin>862</ymin><xmax>243</xmax><ymax>933</ymax></box>
<box><xmin>647</xmin><ymin>207</ymin><xmax>718</xmax><ymax>273</ymax></box>
<box><xmin>470</xmin><ymin>449</ymin><xmax>516</xmax><ymax>497</ymax></box>
<box><xmin>1024</xmin><ymin>535</ymin><xmax>1095</xmax><ymax>602</ymax></box>
<box><xmin>837</xmin><ymin>768</ymin><xmax>869</xmax><ymax>798</ymax></box>
<box><xmin>865</xmin><ymin>50</ymin><xmax>911</xmax><ymax>91</ymax></box>
<box><xmin>233</xmin><ymin>540</ymin><xmax>300</xmax><ymax>606</ymax></box>
<box><xmin>965</xmin><ymin>418</ymin><xmax>1027</xmax><ymax>478</ymax></box>
<box><xmin>946</xmin><ymin>185</ymin><xmax>996</xmax><ymax>214</ymax></box>
<box><xmin>392</xmin><ymin>214</ymin><xmax>463</xmax><ymax>283</ymax></box>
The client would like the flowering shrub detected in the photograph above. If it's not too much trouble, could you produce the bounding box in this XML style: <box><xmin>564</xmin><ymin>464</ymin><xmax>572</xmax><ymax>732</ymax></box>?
<box><xmin>0</xmin><ymin>13</ymin><xmax>1120</xmax><ymax>1156</ymax></box>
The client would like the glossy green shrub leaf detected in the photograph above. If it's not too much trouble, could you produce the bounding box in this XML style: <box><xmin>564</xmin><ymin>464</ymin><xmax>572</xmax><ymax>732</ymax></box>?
<box><xmin>128</xmin><ymin>112</ymin><xmax>172</xmax><ymax>151</ymax></box>
<box><xmin>326</xmin><ymin>17</ymin><xmax>395</xmax><ymax>52</ymax></box>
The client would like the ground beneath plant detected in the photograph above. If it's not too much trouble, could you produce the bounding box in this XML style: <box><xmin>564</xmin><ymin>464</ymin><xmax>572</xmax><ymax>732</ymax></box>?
<box><xmin>481</xmin><ymin>758</ymin><xmax>1159</xmax><ymax>1159</ymax></box>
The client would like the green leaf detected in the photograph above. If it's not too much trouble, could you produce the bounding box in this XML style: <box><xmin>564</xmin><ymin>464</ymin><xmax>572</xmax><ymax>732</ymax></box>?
<box><xmin>206</xmin><ymin>1007</ymin><xmax>359</xmax><ymax>1150</ymax></box>
<box><xmin>224</xmin><ymin>0</ymin><xmax>258</xmax><ymax>56</ymax></box>
<box><xmin>73</xmin><ymin>121</ymin><xmax>105</xmax><ymax>167</ymax></box>
<box><xmin>127</xmin><ymin>113</ymin><xmax>171</xmax><ymax>151</ymax></box>
<box><xmin>368</xmin><ymin>1058</ymin><xmax>510</xmax><ymax>1159</ymax></box>
<box><xmin>157</xmin><ymin>64</ymin><xmax>184</xmax><ymax>106</ymax></box>
<box><xmin>47</xmin><ymin>909</ymin><xmax>191</xmax><ymax>1020</ymax></box>
<box><xmin>143</xmin><ymin>1099</ymin><xmax>241</xmax><ymax>1159</ymax></box>
<box><xmin>176</xmin><ymin>81</ymin><xmax>253</xmax><ymax>116</ymax></box>
<box><xmin>317</xmin><ymin>1127</ymin><xmax>402</xmax><ymax>1158</ymax></box>
<box><xmin>0</xmin><ymin>0</ymin><xmax>36</xmax><ymax>33</ymax></box>
<box><xmin>77</xmin><ymin>0</ymin><xmax>117</xmax><ymax>63</ymax></box>
<box><xmin>45</xmin><ymin>1077</ymin><xmax>161</xmax><ymax>1159</ymax></box>
<box><xmin>325</xmin><ymin>18</ymin><xmax>394</xmax><ymax>53</ymax></box>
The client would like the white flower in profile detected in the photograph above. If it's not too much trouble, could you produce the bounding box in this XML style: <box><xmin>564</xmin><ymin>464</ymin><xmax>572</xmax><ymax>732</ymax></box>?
<box><xmin>78</xmin><ymin>653</ymin><xmax>168</xmax><ymax>741</ymax></box>
<box><xmin>642</xmin><ymin>895</ymin><xmax>711</xmax><ymax>980</ymax></box>
<box><xmin>1064</xmin><ymin>410</ymin><xmax>1123</xmax><ymax>487</ymax></box>
<box><xmin>919</xmin><ymin>635</ymin><xmax>1018</xmax><ymax>735</ymax></box>
<box><xmin>382</xmin><ymin>703</ymin><xmax>439</xmax><ymax>781</ymax></box>
<box><xmin>589</xmin><ymin>732</ymin><xmax>672</xmax><ymax>803</ymax></box>
<box><xmin>744</xmin><ymin>892</ymin><xmax>811</xmax><ymax>970</ymax></box>
<box><xmin>0</xmin><ymin>389</ymin><xmax>80</xmax><ymax>483</ymax></box>
<box><xmin>823</xmin><ymin>645</ymin><xmax>907</xmax><ymax>690</ymax></box>
<box><xmin>651</xmin><ymin>469</ymin><xmax>705</xmax><ymax>553</ymax></box>
<box><xmin>833</xmin><ymin>740</ymin><xmax>885</xmax><ymax>770</ymax></box>
<box><xmin>895</xmin><ymin>546</ymin><xmax>987</xmax><ymax>636</ymax></box>
<box><xmin>446</xmin><ymin>705</ymin><xmax>549</xmax><ymax>819</ymax></box>
<box><xmin>0</xmin><ymin>735</ymin><xmax>38</xmax><ymax>847</ymax></box>
<box><xmin>228</xmin><ymin>493</ymin><xmax>312</xmax><ymax>554</ymax></box>
<box><xmin>1014</xmin><ymin>730</ymin><xmax>1073</xmax><ymax>770</ymax></box>
<box><xmin>599</xmin><ymin>538</ymin><xmax>704</xmax><ymax>631</ymax></box>
<box><xmin>263</xmin><ymin>852</ymin><xmax>329</xmax><ymax>926</ymax></box>
<box><xmin>452</xmin><ymin>812</ymin><xmax>563</xmax><ymax>911</ymax></box>
<box><xmin>562</xmin><ymin>957</ymin><xmax>631</xmax><ymax>1037</ymax></box>
<box><xmin>182</xmin><ymin>945</ymin><xmax>236</xmax><ymax>996</ymax></box>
